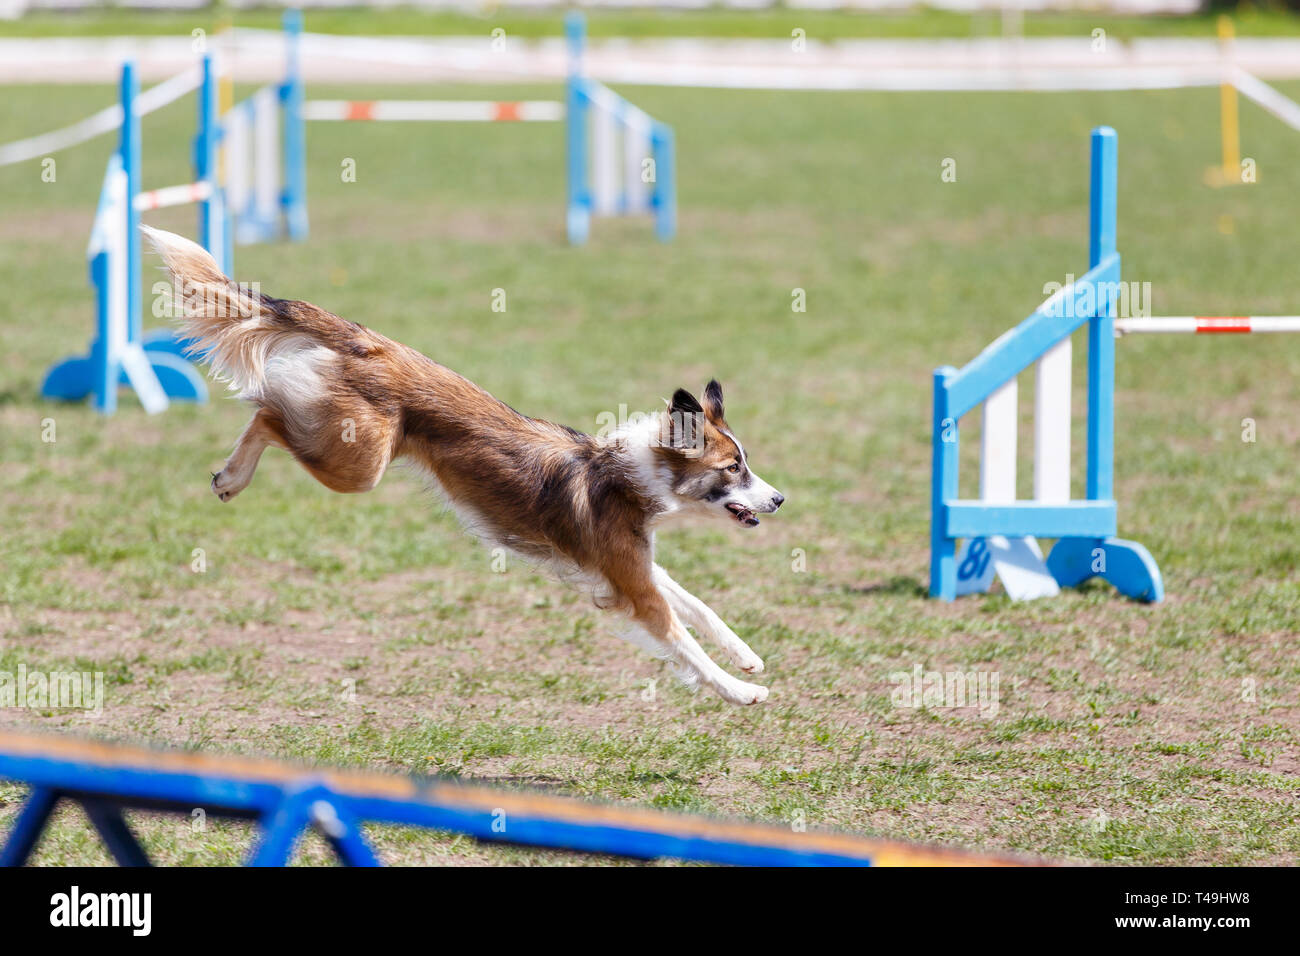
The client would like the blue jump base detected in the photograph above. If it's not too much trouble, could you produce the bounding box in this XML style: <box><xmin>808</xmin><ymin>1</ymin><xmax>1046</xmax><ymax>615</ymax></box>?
<box><xmin>929</xmin><ymin>127</ymin><xmax>1164</xmax><ymax>604</ymax></box>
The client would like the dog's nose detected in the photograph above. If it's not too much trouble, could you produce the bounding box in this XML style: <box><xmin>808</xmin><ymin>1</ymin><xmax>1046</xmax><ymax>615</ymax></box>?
<box><xmin>772</xmin><ymin>493</ymin><xmax>785</xmax><ymax>509</ymax></box>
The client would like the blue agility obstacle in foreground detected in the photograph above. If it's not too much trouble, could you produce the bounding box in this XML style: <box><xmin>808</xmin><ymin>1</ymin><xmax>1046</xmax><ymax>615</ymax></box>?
<box><xmin>930</xmin><ymin>128</ymin><xmax>1163</xmax><ymax>604</ymax></box>
<box><xmin>0</xmin><ymin>731</ymin><xmax>1029</xmax><ymax>867</ymax></box>
<box><xmin>564</xmin><ymin>12</ymin><xmax>677</xmax><ymax>244</ymax></box>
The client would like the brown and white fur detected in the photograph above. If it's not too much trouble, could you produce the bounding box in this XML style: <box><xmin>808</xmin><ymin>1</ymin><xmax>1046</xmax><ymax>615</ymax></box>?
<box><xmin>143</xmin><ymin>226</ymin><xmax>785</xmax><ymax>705</ymax></box>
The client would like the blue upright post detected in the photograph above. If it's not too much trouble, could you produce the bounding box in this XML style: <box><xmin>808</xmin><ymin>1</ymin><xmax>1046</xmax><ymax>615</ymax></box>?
<box><xmin>282</xmin><ymin>8</ymin><xmax>309</xmax><ymax>241</ymax></box>
<box><xmin>564</xmin><ymin>11</ymin><xmax>589</xmax><ymax>245</ymax></box>
<box><xmin>1045</xmin><ymin>127</ymin><xmax>1162</xmax><ymax>602</ymax></box>
<box><xmin>197</xmin><ymin>53</ymin><xmax>222</xmax><ymax>271</ymax></box>
<box><xmin>1086</xmin><ymin>126</ymin><xmax>1117</xmax><ymax>503</ymax></box>
<box><xmin>929</xmin><ymin>366</ymin><xmax>958</xmax><ymax>599</ymax></box>
<box><xmin>121</xmin><ymin>62</ymin><xmax>142</xmax><ymax>348</ymax></box>
<box><xmin>651</xmin><ymin>122</ymin><xmax>676</xmax><ymax>242</ymax></box>
<box><xmin>90</xmin><ymin>249</ymin><xmax>116</xmax><ymax>414</ymax></box>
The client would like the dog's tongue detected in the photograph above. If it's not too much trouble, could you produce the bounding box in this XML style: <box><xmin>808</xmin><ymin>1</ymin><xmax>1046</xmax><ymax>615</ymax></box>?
<box><xmin>726</xmin><ymin>503</ymin><xmax>760</xmax><ymax>527</ymax></box>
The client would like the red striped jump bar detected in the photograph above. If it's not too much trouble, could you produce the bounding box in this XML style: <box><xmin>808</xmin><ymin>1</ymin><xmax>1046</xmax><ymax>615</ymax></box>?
<box><xmin>133</xmin><ymin>180</ymin><xmax>213</xmax><ymax>212</ymax></box>
<box><xmin>301</xmin><ymin>100</ymin><xmax>563</xmax><ymax>123</ymax></box>
<box><xmin>1114</xmin><ymin>316</ymin><xmax>1300</xmax><ymax>335</ymax></box>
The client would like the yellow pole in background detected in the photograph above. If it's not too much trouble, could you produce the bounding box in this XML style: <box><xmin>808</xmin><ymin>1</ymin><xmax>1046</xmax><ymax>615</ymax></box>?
<box><xmin>218</xmin><ymin>17</ymin><xmax>234</xmax><ymax>115</ymax></box>
<box><xmin>1218</xmin><ymin>15</ymin><xmax>1241</xmax><ymax>184</ymax></box>
<box><xmin>217</xmin><ymin>16</ymin><xmax>233</xmax><ymax>179</ymax></box>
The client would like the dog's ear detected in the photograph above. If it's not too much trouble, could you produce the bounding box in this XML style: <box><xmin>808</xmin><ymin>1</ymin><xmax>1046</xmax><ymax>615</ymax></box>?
<box><xmin>670</xmin><ymin>388</ymin><xmax>703</xmax><ymax>417</ymax></box>
<box><xmin>662</xmin><ymin>389</ymin><xmax>705</xmax><ymax>454</ymax></box>
<box><xmin>702</xmin><ymin>379</ymin><xmax>725</xmax><ymax>423</ymax></box>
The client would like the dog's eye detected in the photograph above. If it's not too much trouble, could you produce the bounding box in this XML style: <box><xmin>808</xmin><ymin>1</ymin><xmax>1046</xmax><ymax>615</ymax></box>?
<box><xmin>726</xmin><ymin>463</ymin><xmax>740</xmax><ymax>474</ymax></box>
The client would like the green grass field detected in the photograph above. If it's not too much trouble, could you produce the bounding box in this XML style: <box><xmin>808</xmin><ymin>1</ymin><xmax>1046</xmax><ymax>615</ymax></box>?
<box><xmin>1</xmin><ymin>22</ymin><xmax>1299</xmax><ymax>864</ymax></box>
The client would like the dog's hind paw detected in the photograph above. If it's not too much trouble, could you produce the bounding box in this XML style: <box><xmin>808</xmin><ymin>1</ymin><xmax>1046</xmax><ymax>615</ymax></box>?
<box><xmin>211</xmin><ymin>469</ymin><xmax>246</xmax><ymax>502</ymax></box>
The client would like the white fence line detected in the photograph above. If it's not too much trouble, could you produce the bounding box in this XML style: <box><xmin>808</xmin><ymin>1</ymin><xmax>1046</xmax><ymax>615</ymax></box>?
<box><xmin>1231</xmin><ymin>68</ymin><xmax>1300</xmax><ymax>133</ymax></box>
<box><xmin>0</xmin><ymin>104</ymin><xmax>120</xmax><ymax>166</ymax></box>
<box><xmin>0</xmin><ymin>65</ymin><xmax>200</xmax><ymax>167</ymax></box>
<box><xmin>10</xmin><ymin>34</ymin><xmax>1300</xmax><ymax>86</ymax></box>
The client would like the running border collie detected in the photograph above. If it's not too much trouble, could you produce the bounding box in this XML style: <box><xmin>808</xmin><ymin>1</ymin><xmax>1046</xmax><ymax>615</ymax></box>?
<box><xmin>144</xmin><ymin>227</ymin><xmax>784</xmax><ymax>705</ymax></box>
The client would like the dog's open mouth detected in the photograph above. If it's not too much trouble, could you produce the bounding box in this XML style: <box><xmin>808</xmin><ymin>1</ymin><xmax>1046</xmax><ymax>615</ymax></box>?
<box><xmin>726</xmin><ymin>502</ymin><xmax>760</xmax><ymax>527</ymax></box>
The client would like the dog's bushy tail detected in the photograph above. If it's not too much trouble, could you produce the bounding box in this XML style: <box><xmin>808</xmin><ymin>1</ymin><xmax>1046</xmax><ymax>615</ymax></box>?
<box><xmin>143</xmin><ymin>225</ymin><xmax>283</xmax><ymax>394</ymax></box>
<box><xmin>143</xmin><ymin>226</ymin><xmax>373</xmax><ymax>398</ymax></box>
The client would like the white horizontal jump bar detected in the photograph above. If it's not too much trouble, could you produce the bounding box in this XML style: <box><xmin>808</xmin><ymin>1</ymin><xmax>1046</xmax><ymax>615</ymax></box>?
<box><xmin>134</xmin><ymin>181</ymin><xmax>213</xmax><ymax>211</ymax></box>
<box><xmin>1115</xmin><ymin>316</ymin><xmax>1300</xmax><ymax>334</ymax></box>
<box><xmin>302</xmin><ymin>100</ymin><xmax>563</xmax><ymax>122</ymax></box>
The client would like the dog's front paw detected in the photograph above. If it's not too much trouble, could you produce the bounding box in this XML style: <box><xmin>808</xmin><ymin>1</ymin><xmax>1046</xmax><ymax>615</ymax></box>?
<box><xmin>731</xmin><ymin>646</ymin><xmax>764</xmax><ymax>675</ymax></box>
<box><xmin>713</xmin><ymin>677</ymin><xmax>769</xmax><ymax>706</ymax></box>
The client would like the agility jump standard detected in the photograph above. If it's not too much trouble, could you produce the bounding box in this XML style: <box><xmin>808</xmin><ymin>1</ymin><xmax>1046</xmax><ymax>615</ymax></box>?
<box><xmin>564</xmin><ymin>11</ymin><xmax>676</xmax><ymax>244</ymax></box>
<box><xmin>39</xmin><ymin>58</ymin><xmax>223</xmax><ymax>415</ymax></box>
<box><xmin>255</xmin><ymin>11</ymin><xmax>673</xmax><ymax>245</ymax></box>
<box><xmin>37</xmin><ymin>13</ymin><xmax>310</xmax><ymax>414</ymax></box>
<box><xmin>930</xmin><ymin>126</ymin><xmax>1299</xmax><ymax>604</ymax></box>
<box><xmin>220</xmin><ymin>8</ymin><xmax>308</xmax><ymax>251</ymax></box>
<box><xmin>0</xmin><ymin>731</ymin><xmax>1029</xmax><ymax>867</ymax></box>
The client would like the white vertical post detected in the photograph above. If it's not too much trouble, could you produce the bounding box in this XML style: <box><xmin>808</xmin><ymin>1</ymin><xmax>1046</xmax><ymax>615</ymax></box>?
<box><xmin>224</xmin><ymin>105</ymin><xmax>249</xmax><ymax>222</ymax></box>
<box><xmin>623</xmin><ymin>111</ymin><xmax>650</xmax><ymax>214</ymax></box>
<box><xmin>1034</xmin><ymin>339</ymin><xmax>1072</xmax><ymax>503</ymax></box>
<box><xmin>253</xmin><ymin>85</ymin><xmax>280</xmax><ymax>237</ymax></box>
<box><xmin>592</xmin><ymin>96</ymin><xmax>617</xmax><ymax>217</ymax></box>
<box><xmin>104</xmin><ymin>162</ymin><xmax>129</xmax><ymax>362</ymax></box>
<box><xmin>980</xmin><ymin>379</ymin><xmax>1018</xmax><ymax>502</ymax></box>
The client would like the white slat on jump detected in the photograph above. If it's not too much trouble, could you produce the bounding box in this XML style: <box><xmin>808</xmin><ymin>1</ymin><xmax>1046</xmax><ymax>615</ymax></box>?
<box><xmin>592</xmin><ymin>97</ymin><xmax>617</xmax><ymax>216</ymax></box>
<box><xmin>101</xmin><ymin>163</ymin><xmax>129</xmax><ymax>359</ymax></box>
<box><xmin>1034</xmin><ymin>337</ymin><xmax>1071</xmax><ymax>503</ymax></box>
<box><xmin>623</xmin><ymin>110</ymin><xmax>651</xmax><ymax>214</ymax></box>
<box><xmin>253</xmin><ymin>86</ymin><xmax>280</xmax><ymax>233</ymax></box>
<box><xmin>224</xmin><ymin>105</ymin><xmax>249</xmax><ymax>217</ymax></box>
<box><xmin>955</xmin><ymin>374</ymin><xmax>1059</xmax><ymax>600</ymax></box>
<box><xmin>980</xmin><ymin>378</ymin><xmax>1018</xmax><ymax>503</ymax></box>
